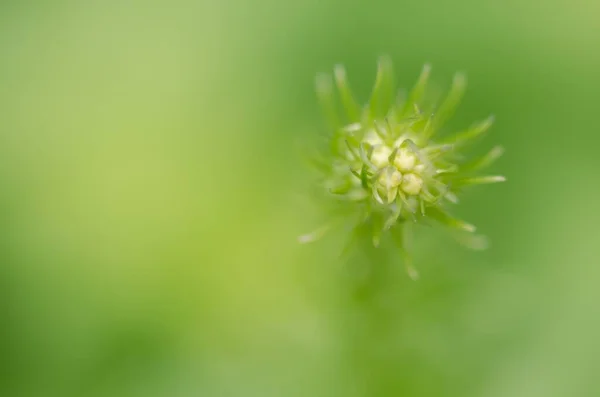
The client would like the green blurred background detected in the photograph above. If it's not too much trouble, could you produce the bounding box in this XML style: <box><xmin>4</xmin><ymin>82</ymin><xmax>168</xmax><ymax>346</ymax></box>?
<box><xmin>1</xmin><ymin>1</ymin><xmax>599</xmax><ymax>396</ymax></box>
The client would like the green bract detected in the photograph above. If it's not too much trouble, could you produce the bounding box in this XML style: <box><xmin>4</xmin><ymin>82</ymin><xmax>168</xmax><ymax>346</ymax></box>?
<box><xmin>300</xmin><ymin>57</ymin><xmax>505</xmax><ymax>279</ymax></box>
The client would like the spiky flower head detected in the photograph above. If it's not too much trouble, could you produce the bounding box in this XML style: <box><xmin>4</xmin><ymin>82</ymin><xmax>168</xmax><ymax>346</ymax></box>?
<box><xmin>300</xmin><ymin>57</ymin><xmax>505</xmax><ymax>279</ymax></box>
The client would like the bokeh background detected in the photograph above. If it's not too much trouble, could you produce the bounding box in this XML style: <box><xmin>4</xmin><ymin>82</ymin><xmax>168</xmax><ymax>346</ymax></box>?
<box><xmin>1</xmin><ymin>1</ymin><xmax>599</xmax><ymax>396</ymax></box>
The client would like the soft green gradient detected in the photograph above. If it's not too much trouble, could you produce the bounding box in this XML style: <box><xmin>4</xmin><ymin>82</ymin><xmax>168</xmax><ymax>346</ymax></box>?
<box><xmin>1</xmin><ymin>1</ymin><xmax>599</xmax><ymax>396</ymax></box>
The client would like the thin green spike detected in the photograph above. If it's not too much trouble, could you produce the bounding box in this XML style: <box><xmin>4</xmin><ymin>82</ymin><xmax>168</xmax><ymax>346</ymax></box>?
<box><xmin>397</xmin><ymin>191</ymin><xmax>417</xmax><ymax>223</ymax></box>
<box><xmin>413</xmin><ymin>103</ymin><xmax>421</xmax><ymax>116</ymax></box>
<box><xmin>387</xmin><ymin>187</ymin><xmax>398</xmax><ymax>204</ymax></box>
<box><xmin>334</xmin><ymin>65</ymin><xmax>362</xmax><ymax>122</ymax></box>
<box><xmin>411</xmin><ymin>114</ymin><xmax>430</xmax><ymax>135</ymax></box>
<box><xmin>456</xmin><ymin>175</ymin><xmax>506</xmax><ymax>187</ymax></box>
<box><xmin>453</xmin><ymin>231</ymin><xmax>489</xmax><ymax>251</ymax></box>
<box><xmin>360</xmin><ymin>165</ymin><xmax>370</xmax><ymax>189</ymax></box>
<box><xmin>384</xmin><ymin>196</ymin><xmax>403</xmax><ymax>230</ymax></box>
<box><xmin>372</xmin><ymin>185</ymin><xmax>385</xmax><ymax>205</ymax></box>
<box><xmin>329</xmin><ymin>180</ymin><xmax>353</xmax><ymax>195</ymax></box>
<box><xmin>359</xmin><ymin>142</ymin><xmax>377</xmax><ymax>171</ymax></box>
<box><xmin>373</xmin><ymin>120</ymin><xmax>389</xmax><ymax>141</ymax></box>
<box><xmin>372</xmin><ymin>212</ymin><xmax>384</xmax><ymax>247</ymax></box>
<box><xmin>402</xmin><ymin>64</ymin><xmax>431</xmax><ymax>116</ymax></box>
<box><xmin>427</xmin><ymin>207</ymin><xmax>476</xmax><ymax>232</ymax></box>
<box><xmin>347</xmin><ymin>189</ymin><xmax>369</xmax><ymax>202</ymax></box>
<box><xmin>435</xmin><ymin>165</ymin><xmax>460</xmax><ymax>175</ymax></box>
<box><xmin>445</xmin><ymin>191</ymin><xmax>459</xmax><ymax>204</ymax></box>
<box><xmin>423</xmin><ymin>143</ymin><xmax>454</xmax><ymax>157</ymax></box>
<box><xmin>369</xmin><ymin>56</ymin><xmax>395</xmax><ymax>119</ymax></box>
<box><xmin>344</xmin><ymin>138</ymin><xmax>360</xmax><ymax>161</ymax></box>
<box><xmin>316</xmin><ymin>74</ymin><xmax>340</xmax><ymax>131</ymax></box>
<box><xmin>298</xmin><ymin>224</ymin><xmax>331</xmax><ymax>244</ymax></box>
<box><xmin>384</xmin><ymin>117</ymin><xmax>397</xmax><ymax>145</ymax></box>
<box><xmin>342</xmin><ymin>122</ymin><xmax>363</xmax><ymax>133</ymax></box>
<box><xmin>395</xmin><ymin>89</ymin><xmax>407</xmax><ymax>110</ymax></box>
<box><xmin>462</xmin><ymin>145</ymin><xmax>505</xmax><ymax>172</ymax></box>
<box><xmin>442</xmin><ymin>115</ymin><xmax>495</xmax><ymax>147</ymax></box>
<box><xmin>420</xmin><ymin>185</ymin><xmax>438</xmax><ymax>203</ymax></box>
<box><xmin>388</xmin><ymin>146</ymin><xmax>399</xmax><ymax>163</ymax></box>
<box><xmin>391</xmin><ymin>221</ymin><xmax>419</xmax><ymax>280</ymax></box>
<box><xmin>421</xmin><ymin>116</ymin><xmax>433</xmax><ymax>138</ymax></box>
<box><xmin>426</xmin><ymin>72</ymin><xmax>467</xmax><ymax>139</ymax></box>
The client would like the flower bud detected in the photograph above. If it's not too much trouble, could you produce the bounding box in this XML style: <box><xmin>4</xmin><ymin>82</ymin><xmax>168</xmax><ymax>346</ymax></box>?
<box><xmin>301</xmin><ymin>58</ymin><xmax>505</xmax><ymax>278</ymax></box>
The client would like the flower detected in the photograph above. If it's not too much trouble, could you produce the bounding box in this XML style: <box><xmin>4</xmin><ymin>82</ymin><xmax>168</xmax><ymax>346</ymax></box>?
<box><xmin>300</xmin><ymin>57</ymin><xmax>505</xmax><ymax>279</ymax></box>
